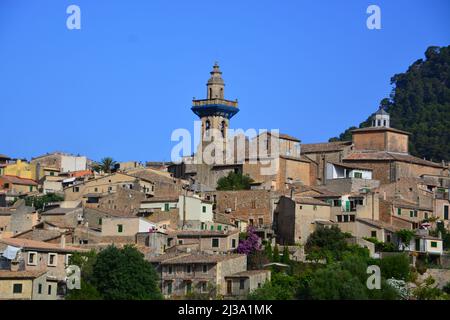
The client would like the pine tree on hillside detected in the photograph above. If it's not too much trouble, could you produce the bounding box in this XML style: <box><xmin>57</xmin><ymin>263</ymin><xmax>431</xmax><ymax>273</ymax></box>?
<box><xmin>330</xmin><ymin>46</ymin><xmax>450</xmax><ymax>162</ymax></box>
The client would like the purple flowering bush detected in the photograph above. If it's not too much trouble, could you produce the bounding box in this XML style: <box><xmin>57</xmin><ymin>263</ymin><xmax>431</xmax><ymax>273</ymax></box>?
<box><xmin>237</xmin><ymin>226</ymin><xmax>262</xmax><ymax>255</ymax></box>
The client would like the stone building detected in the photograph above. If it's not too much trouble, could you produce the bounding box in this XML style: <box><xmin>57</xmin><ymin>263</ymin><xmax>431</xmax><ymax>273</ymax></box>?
<box><xmin>169</xmin><ymin>63</ymin><xmax>313</xmax><ymax>191</ymax></box>
<box><xmin>0</xmin><ymin>175</ymin><xmax>38</xmax><ymax>195</ymax></box>
<box><xmin>166</xmin><ymin>229</ymin><xmax>239</xmax><ymax>253</ymax></box>
<box><xmin>30</xmin><ymin>152</ymin><xmax>87</xmax><ymax>174</ymax></box>
<box><xmin>343</xmin><ymin>108</ymin><xmax>447</xmax><ymax>184</ymax></box>
<box><xmin>0</xmin><ymin>200</ymin><xmax>39</xmax><ymax>237</ymax></box>
<box><xmin>63</xmin><ymin>172</ymin><xmax>154</xmax><ymax>203</ymax></box>
<box><xmin>274</xmin><ymin>195</ymin><xmax>332</xmax><ymax>245</ymax></box>
<box><xmin>149</xmin><ymin>252</ymin><xmax>248</xmax><ymax>298</ymax></box>
<box><xmin>224</xmin><ymin>270</ymin><xmax>271</xmax><ymax>298</ymax></box>
<box><xmin>0</xmin><ymin>237</ymin><xmax>85</xmax><ymax>282</ymax></box>
<box><xmin>40</xmin><ymin>202</ymin><xmax>83</xmax><ymax>228</ymax></box>
<box><xmin>205</xmin><ymin>190</ymin><xmax>277</xmax><ymax>232</ymax></box>
<box><xmin>0</xmin><ymin>270</ymin><xmax>57</xmax><ymax>300</ymax></box>
<box><xmin>301</xmin><ymin>141</ymin><xmax>354</xmax><ymax>185</ymax></box>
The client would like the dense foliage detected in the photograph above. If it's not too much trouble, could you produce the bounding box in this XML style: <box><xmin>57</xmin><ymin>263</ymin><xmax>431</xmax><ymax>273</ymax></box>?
<box><xmin>249</xmin><ymin>227</ymin><xmax>404</xmax><ymax>300</ymax></box>
<box><xmin>24</xmin><ymin>193</ymin><xmax>64</xmax><ymax>210</ymax></box>
<box><xmin>66</xmin><ymin>246</ymin><xmax>162</xmax><ymax>300</ymax></box>
<box><xmin>304</xmin><ymin>226</ymin><xmax>350</xmax><ymax>262</ymax></box>
<box><xmin>216</xmin><ymin>172</ymin><xmax>254</xmax><ymax>190</ymax></box>
<box><xmin>330</xmin><ymin>46</ymin><xmax>450</xmax><ymax>161</ymax></box>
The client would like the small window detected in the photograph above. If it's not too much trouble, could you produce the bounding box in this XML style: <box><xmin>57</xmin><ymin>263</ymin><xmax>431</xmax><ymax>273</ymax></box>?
<box><xmin>201</xmin><ymin>282</ymin><xmax>207</xmax><ymax>292</ymax></box>
<box><xmin>217</xmin><ymin>225</ymin><xmax>222</xmax><ymax>231</ymax></box>
<box><xmin>73</xmin><ymin>186</ymin><xmax>79</xmax><ymax>192</ymax></box>
<box><xmin>38</xmin><ymin>284</ymin><xmax>42</xmax><ymax>294</ymax></box>
<box><xmin>48</xmin><ymin>285</ymin><xmax>52</xmax><ymax>295</ymax></box>
<box><xmin>239</xmin><ymin>279</ymin><xmax>245</xmax><ymax>290</ymax></box>
<box><xmin>164</xmin><ymin>203</ymin><xmax>170</xmax><ymax>211</ymax></box>
<box><xmin>354</xmin><ymin>172</ymin><xmax>363</xmax><ymax>179</ymax></box>
<box><xmin>167</xmin><ymin>282</ymin><xmax>172</xmax><ymax>295</ymax></box>
<box><xmin>117</xmin><ymin>224</ymin><xmax>123</xmax><ymax>233</ymax></box>
<box><xmin>397</xmin><ymin>208</ymin><xmax>401</xmax><ymax>216</ymax></box>
<box><xmin>431</xmin><ymin>241</ymin><xmax>438</xmax><ymax>248</ymax></box>
<box><xmin>387</xmin><ymin>234</ymin><xmax>391</xmax><ymax>243</ymax></box>
<box><xmin>186</xmin><ymin>265</ymin><xmax>192</xmax><ymax>273</ymax></box>
<box><xmin>249</xmin><ymin>219</ymin><xmax>254</xmax><ymax>226</ymax></box>
<box><xmin>178</xmin><ymin>239</ymin><xmax>183</xmax><ymax>245</ymax></box>
<box><xmin>13</xmin><ymin>284</ymin><xmax>22</xmax><ymax>294</ymax></box>
<box><xmin>98</xmin><ymin>218</ymin><xmax>102</xmax><ymax>225</ymax></box>
<box><xmin>343</xmin><ymin>215</ymin><xmax>349</xmax><ymax>222</ymax></box>
<box><xmin>371</xmin><ymin>231</ymin><xmax>377</xmax><ymax>238</ymax></box>
<box><xmin>168</xmin><ymin>266</ymin><xmax>173</xmax><ymax>274</ymax></box>
<box><xmin>232</xmin><ymin>239</ymin><xmax>236</xmax><ymax>248</ymax></box>
<box><xmin>258</xmin><ymin>218</ymin><xmax>264</xmax><ymax>226</ymax></box>
<box><xmin>202</xmin><ymin>265</ymin><xmax>208</xmax><ymax>273</ymax></box>
<box><xmin>48</xmin><ymin>253</ymin><xmax>57</xmax><ymax>267</ymax></box>
<box><xmin>337</xmin><ymin>215</ymin><xmax>342</xmax><ymax>222</ymax></box>
<box><xmin>410</xmin><ymin>211</ymin><xmax>414</xmax><ymax>218</ymax></box>
<box><xmin>212</xmin><ymin>238</ymin><xmax>219</xmax><ymax>248</ymax></box>
<box><xmin>28</xmin><ymin>252</ymin><xmax>37</xmax><ymax>265</ymax></box>
<box><xmin>349</xmin><ymin>215</ymin><xmax>355</xmax><ymax>222</ymax></box>
<box><xmin>202</xmin><ymin>206</ymin><xmax>206</xmax><ymax>213</ymax></box>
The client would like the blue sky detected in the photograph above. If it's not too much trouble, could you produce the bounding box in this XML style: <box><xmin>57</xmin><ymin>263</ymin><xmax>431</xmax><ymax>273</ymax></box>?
<box><xmin>0</xmin><ymin>0</ymin><xmax>449</xmax><ymax>162</ymax></box>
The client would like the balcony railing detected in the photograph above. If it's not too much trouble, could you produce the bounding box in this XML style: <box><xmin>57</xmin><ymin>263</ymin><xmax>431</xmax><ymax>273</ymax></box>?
<box><xmin>192</xmin><ymin>98</ymin><xmax>238</xmax><ymax>108</ymax></box>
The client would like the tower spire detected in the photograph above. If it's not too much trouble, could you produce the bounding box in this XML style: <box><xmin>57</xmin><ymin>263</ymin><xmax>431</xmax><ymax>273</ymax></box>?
<box><xmin>207</xmin><ymin>62</ymin><xmax>225</xmax><ymax>99</ymax></box>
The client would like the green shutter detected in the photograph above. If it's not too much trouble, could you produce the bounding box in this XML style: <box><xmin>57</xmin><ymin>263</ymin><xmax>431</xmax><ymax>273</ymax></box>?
<box><xmin>217</xmin><ymin>225</ymin><xmax>222</xmax><ymax>231</ymax></box>
<box><xmin>345</xmin><ymin>201</ymin><xmax>350</xmax><ymax>212</ymax></box>
<box><xmin>397</xmin><ymin>208</ymin><xmax>401</xmax><ymax>215</ymax></box>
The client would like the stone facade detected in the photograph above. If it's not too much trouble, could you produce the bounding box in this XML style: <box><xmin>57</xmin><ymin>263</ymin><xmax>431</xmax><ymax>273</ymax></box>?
<box><xmin>205</xmin><ymin>190</ymin><xmax>275</xmax><ymax>228</ymax></box>
<box><xmin>150</xmin><ymin>253</ymin><xmax>247</xmax><ymax>297</ymax></box>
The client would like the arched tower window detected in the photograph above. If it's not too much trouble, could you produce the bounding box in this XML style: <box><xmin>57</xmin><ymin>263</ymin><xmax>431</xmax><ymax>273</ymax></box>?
<box><xmin>220</xmin><ymin>121</ymin><xmax>226</xmax><ymax>138</ymax></box>
<box><xmin>205</xmin><ymin>120</ymin><xmax>211</xmax><ymax>137</ymax></box>
<box><xmin>209</xmin><ymin>88</ymin><xmax>212</xmax><ymax>99</ymax></box>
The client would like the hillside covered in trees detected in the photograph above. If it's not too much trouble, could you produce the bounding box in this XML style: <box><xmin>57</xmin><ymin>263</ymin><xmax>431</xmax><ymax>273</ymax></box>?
<box><xmin>329</xmin><ymin>46</ymin><xmax>450</xmax><ymax>162</ymax></box>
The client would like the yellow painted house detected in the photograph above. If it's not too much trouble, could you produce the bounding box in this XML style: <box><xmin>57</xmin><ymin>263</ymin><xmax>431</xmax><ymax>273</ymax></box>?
<box><xmin>2</xmin><ymin>160</ymin><xmax>58</xmax><ymax>181</ymax></box>
<box><xmin>3</xmin><ymin>160</ymin><xmax>37</xmax><ymax>180</ymax></box>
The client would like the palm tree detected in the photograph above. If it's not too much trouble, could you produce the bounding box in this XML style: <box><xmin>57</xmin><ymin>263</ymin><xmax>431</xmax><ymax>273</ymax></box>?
<box><xmin>93</xmin><ymin>157</ymin><xmax>117</xmax><ymax>173</ymax></box>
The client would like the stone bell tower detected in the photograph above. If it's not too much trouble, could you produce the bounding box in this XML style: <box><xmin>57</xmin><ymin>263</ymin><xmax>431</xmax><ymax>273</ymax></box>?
<box><xmin>191</xmin><ymin>63</ymin><xmax>239</xmax><ymax>157</ymax></box>
<box><xmin>372</xmin><ymin>106</ymin><xmax>390</xmax><ymax>128</ymax></box>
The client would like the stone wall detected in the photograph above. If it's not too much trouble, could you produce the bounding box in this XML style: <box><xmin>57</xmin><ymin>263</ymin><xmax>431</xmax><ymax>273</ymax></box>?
<box><xmin>206</xmin><ymin>190</ymin><xmax>274</xmax><ymax>226</ymax></box>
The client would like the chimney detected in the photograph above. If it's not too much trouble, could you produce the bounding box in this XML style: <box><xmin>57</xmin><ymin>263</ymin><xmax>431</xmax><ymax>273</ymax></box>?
<box><xmin>383</xmin><ymin>191</ymin><xmax>386</xmax><ymax>201</ymax></box>
<box><xmin>10</xmin><ymin>261</ymin><xmax>20</xmax><ymax>272</ymax></box>
<box><xmin>60</xmin><ymin>234</ymin><xmax>66</xmax><ymax>248</ymax></box>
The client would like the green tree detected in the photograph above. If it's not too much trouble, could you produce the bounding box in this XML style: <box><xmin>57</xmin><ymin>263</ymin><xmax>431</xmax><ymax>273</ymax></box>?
<box><xmin>330</xmin><ymin>45</ymin><xmax>450</xmax><ymax>162</ymax></box>
<box><xmin>65</xmin><ymin>279</ymin><xmax>102</xmax><ymax>300</ymax></box>
<box><xmin>91</xmin><ymin>245</ymin><xmax>163</xmax><ymax>300</ymax></box>
<box><xmin>272</xmin><ymin>244</ymin><xmax>280</xmax><ymax>262</ymax></box>
<box><xmin>93</xmin><ymin>157</ymin><xmax>117</xmax><ymax>173</ymax></box>
<box><xmin>281</xmin><ymin>246</ymin><xmax>290</xmax><ymax>264</ymax></box>
<box><xmin>216</xmin><ymin>172</ymin><xmax>254</xmax><ymax>190</ymax></box>
<box><xmin>24</xmin><ymin>193</ymin><xmax>64</xmax><ymax>210</ymax></box>
<box><xmin>308</xmin><ymin>265</ymin><xmax>368</xmax><ymax>300</ymax></box>
<box><xmin>305</xmin><ymin>226</ymin><xmax>349</xmax><ymax>262</ymax></box>
<box><xmin>248</xmin><ymin>273</ymin><xmax>297</xmax><ymax>300</ymax></box>
<box><xmin>380</xmin><ymin>253</ymin><xmax>411</xmax><ymax>281</ymax></box>
<box><xmin>413</xmin><ymin>276</ymin><xmax>449</xmax><ymax>300</ymax></box>
<box><xmin>395</xmin><ymin>229</ymin><xmax>416</xmax><ymax>251</ymax></box>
